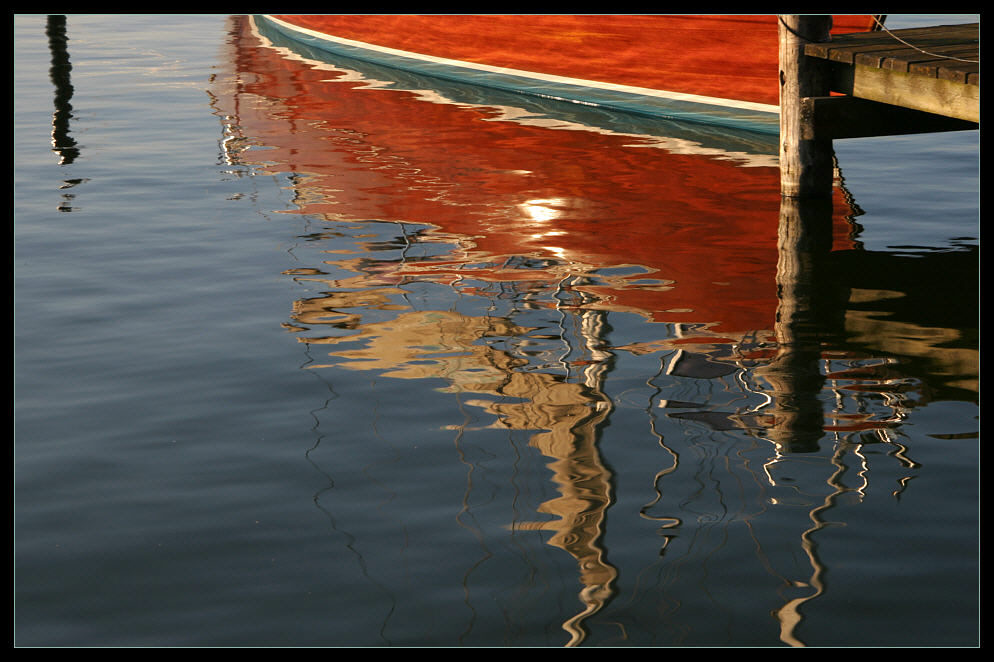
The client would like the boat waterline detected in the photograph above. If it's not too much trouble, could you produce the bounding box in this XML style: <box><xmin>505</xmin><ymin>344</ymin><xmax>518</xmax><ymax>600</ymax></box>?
<box><xmin>259</xmin><ymin>14</ymin><xmax>783</xmax><ymax>134</ymax></box>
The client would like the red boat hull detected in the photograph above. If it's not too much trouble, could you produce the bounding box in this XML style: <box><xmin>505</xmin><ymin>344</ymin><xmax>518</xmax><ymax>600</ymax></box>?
<box><xmin>271</xmin><ymin>14</ymin><xmax>879</xmax><ymax>107</ymax></box>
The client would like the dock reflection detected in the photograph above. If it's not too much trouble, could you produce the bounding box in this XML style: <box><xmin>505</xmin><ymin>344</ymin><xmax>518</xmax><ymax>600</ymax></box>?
<box><xmin>212</xmin><ymin>14</ymin><xmax>977</xmax><ymax>646</ymax></box>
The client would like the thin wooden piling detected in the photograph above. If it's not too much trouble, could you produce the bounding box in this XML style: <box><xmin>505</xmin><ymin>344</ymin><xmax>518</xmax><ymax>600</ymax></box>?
<box><xmin>778</xmin><ymin>15</ymin><xmax>834</xmax><ymax>199</ymax></box>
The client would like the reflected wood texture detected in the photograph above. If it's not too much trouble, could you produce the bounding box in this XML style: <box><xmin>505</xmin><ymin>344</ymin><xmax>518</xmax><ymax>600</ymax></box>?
<box><xmin>757</xmin><ymin>195</ymin><xmax>848</xmax><ymax>452</ymax></box>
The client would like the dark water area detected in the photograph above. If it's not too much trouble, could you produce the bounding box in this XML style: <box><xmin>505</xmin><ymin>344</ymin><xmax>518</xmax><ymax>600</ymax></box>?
<box><xmin>14</xmin><ymin>14</ymin><xmax>979</xmax><ymax>647</ymax></box>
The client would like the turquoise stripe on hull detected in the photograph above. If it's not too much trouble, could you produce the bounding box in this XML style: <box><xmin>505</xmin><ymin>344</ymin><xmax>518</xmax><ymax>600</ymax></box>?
<box><xmin>257</xmin><ymin>15</ymin><xmax>780</xmax><ymax>136</ymax></box>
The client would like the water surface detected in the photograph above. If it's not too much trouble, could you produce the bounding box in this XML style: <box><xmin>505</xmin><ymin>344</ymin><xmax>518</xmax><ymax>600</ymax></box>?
<box><xmin>14</xmin><ymin>14</ymin><xmax>979</xmax><ymax>647</ymax></box>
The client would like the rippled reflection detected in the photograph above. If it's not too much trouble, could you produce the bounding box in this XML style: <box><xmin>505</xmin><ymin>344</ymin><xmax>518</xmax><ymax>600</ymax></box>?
<box><xmin>46</xmin><ymin>15</ymin><xmax>79</xmax><ymax>166</ymax></box>
<box><xmin>210</xmin><ymin>15</ymin><xmax>978</xmax><ymax>646</ymax></box>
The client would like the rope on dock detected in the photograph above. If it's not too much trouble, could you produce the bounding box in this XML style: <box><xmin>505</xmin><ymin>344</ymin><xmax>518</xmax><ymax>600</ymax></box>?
<box><xmin>777</xmin><ymin>15</ymin><xmax>823</xmax><ymax>42</ymax></box>
<box><xmin>870</xmin><ymin>15</ymin><xmax>979</xmax><ymax>64</ymax></box>
<box><xmin>780</xmin><ymin>15</ymin><xmax>978</xmax><ymax>64</ymax></box>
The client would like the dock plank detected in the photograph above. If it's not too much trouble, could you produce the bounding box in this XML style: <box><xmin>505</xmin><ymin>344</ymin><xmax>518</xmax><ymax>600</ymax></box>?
<box><xmin>807</xmin><ymin>23</ymin><xmax>978</xmax><ymax>70</ymax></box>
<box><xmin>804</xmin><ymin>22</ymin><xmax>978</xmax><ymax>122</ymax></box>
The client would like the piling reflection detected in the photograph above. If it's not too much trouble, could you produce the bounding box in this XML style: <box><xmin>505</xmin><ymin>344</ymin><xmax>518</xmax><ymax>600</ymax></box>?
<box><xmin>758</xmin><ymin>196</ymin><xmax>842</xmax><ymax>452</ymax></box>
<box><xmin>211</xmin><ymin>15</ymin><xmax>978</xmax><ymax>646</ymax></box>
<box><xmin>46</xmin><ymin>15</ymin><xmax>79</xmax><ymax>166</ymax></box>
<box><xmin>757</xmin><ymin>198</ymin><xmax>847</xmax><ymax>643</ymax></box>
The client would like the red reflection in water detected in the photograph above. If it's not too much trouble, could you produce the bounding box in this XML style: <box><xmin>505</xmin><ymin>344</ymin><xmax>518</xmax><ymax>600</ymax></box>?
<box><xmin>217</xmin><ymin>15</ymin><xmax>858</xmax><ymax>338</ymax></box>
<box><xmin>210</xmin><ymin>19</ymin><xmax>945</xmax><ymax>646</ymax></box>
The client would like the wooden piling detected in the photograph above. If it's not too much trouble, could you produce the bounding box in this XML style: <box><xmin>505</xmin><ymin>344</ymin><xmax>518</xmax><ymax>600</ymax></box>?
<box><xmin>778</xmin><ymin>15</ymin><xmax>834</xmax><ymax>199</ymax></box>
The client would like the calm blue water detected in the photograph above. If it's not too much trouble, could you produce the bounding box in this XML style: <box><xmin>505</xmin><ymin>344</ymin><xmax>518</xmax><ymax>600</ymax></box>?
<box><xmin>15</xmin><ymin>14</ymin><xmax>979</xmax><ymax>647</ymax></box>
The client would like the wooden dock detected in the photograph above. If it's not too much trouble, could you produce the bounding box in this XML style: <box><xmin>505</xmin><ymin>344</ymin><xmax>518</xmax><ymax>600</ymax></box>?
<box><xmin>778</xmin><ymin>17</ymin><xmax>979</xmax><ymax>198</ymax></box>
<box><xmin>806</xmin><ymin>22</ymin><xmax>978</xmax><ymax>119</ymax></box>
<box><xmin>804</xmin><ymin>21</ymin><xmax>979</xmax><ymax>137</ymax></box>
